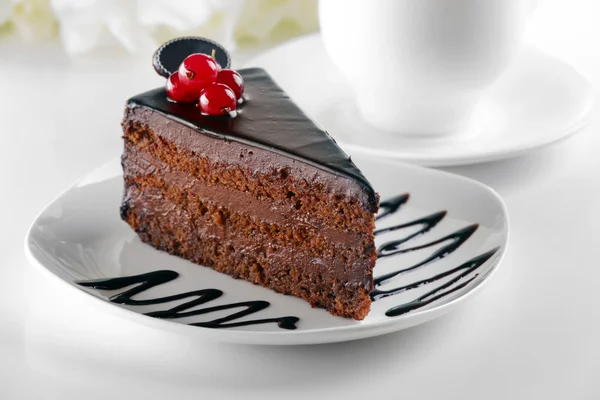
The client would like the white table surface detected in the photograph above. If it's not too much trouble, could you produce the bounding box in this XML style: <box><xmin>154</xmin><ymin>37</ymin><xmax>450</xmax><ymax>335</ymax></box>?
<box><xmin>1</xmin><ymin>1</ymin><xmax>599</xmax><ymax>399</ymax></box>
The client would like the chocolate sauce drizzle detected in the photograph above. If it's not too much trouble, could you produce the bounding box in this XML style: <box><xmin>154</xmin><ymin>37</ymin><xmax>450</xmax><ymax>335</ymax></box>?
<box><xmin>76</xmin><ymin>270</ymin><xmax>299</xmax><ymax>330</ymax></box>
<box><xmin>375</xmin><ymin>193</ymin><xmax>411</xmax><ymax>221</ymax></box>
<box><xmin>372</xmin><ymin>193</ymin><xmax>499</xmax><ymax>316</ymax></box>
<box><xmin>383</xmin><ymin>250</ymin><xmax>498</xmax><ymax>317</ymax></box>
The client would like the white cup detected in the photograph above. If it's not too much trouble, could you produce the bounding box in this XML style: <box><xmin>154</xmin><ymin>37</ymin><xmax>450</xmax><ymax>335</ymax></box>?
<box><xmin>319</xmin><ymin>0</ymin><xmax>539</xmax><ymax>136</ymax></box>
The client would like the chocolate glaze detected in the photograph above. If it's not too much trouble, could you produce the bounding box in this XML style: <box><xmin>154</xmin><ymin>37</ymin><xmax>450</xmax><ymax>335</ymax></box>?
<box><xmin>126</xmin><ymin>68</ymin><xmax>377</xmax><ymax>211</ymax></box>
<box><xmin>76</xmin><ymin>270</ymin><xmax>299</xmax><ymax>330</ymax></box>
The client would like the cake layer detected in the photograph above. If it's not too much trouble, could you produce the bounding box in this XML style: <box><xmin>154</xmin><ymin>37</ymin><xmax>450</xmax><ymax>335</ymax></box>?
<box><xmin>123</xmin><ymin>113</ymin><xmax>376</xmax><ymax>234</ymax></box>
<box><xmin>122</xmin><ymin>182</ymin><xmax>373</xmax><ymax>287</ymax></box>
<box><xmin>122</xmin><ymin>145</ymin><xmax>368</xmax><ymax>248</ymax></box>
<box><xmin>122</xmin><ymin>172</ymin><xmax>372</xmax><ymax>261</ymax></box>
<box><xmin>121</xmin><ymin>186</ymin><xmax>372</xmax><ymax>319</ymax></box>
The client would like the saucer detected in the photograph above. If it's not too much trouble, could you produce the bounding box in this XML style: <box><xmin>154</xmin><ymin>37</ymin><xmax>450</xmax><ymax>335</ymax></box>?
<box><xmin>245</xmin><ymin>34</ymin><xmax>594</xmax><ymax>167</ymax></box>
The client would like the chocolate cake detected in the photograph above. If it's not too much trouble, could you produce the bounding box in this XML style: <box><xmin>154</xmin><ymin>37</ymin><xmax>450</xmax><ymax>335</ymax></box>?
<box><xmin>121</xmin><ymin>67</ymin><xmax>379</xmax><ymax>320</ymax></box>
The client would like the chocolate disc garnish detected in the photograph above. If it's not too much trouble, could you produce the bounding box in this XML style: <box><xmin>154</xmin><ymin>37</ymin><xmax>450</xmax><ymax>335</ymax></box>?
<box><xmin>153</xmin><ymin>36</ymin><xmax>231</xmax><ymax>78</ymax></box>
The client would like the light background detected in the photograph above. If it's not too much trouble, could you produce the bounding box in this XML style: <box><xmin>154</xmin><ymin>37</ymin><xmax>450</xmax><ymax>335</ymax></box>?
<box><xmin>1</xmin><ymin>0</ymin><xmax>599</xmax><ymax>399</ymax></box>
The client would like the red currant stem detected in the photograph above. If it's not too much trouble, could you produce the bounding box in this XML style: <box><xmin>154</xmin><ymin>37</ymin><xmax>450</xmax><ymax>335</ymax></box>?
<box><xmin>211</xmin><ymin>49</ymin><xmax>216</xmax><ymax>59</ymax></box>
<box><xmin>221</xmin><ymin>106</ymin><xmax>231</xmax><ymax>115</ymax></box>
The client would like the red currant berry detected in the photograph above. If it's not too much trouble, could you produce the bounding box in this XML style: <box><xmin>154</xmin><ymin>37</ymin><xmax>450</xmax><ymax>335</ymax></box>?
<box><xmin>165</xmin><ymin>72</ymin><xmax>197</xmax><ymax>103</ymax></box>
<box><xmin>178</xmin><ymin>53</ymin><xmax>218</xmax><ymax>94</ymax></box>
<box><xmin>216</xmin><ymin>69</ymin><xmax>244</xmax><ymax>100</ymax></box>
<box><xmin>199</xmin><ymin>83</ymin><xmax>237</xmax><ymax>116</ymax></box>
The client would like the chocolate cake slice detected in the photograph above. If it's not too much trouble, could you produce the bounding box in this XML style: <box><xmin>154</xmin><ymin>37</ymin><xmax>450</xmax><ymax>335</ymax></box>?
<box><xmin>121</xmin><ymin>68</ymin><xmax>379</xmax><ymax>320</ymax></box>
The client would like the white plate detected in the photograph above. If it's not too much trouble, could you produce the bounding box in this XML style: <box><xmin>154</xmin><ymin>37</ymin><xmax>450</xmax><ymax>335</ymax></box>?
<box><xmin>244</xmin><ymin>34</ymin><xmax>594</xmax><ymax>167</ymax></box>
<box><xmin>25</xmin><ymin>157</ymin><xmax>508</xmax><ymax>345</ymax></box>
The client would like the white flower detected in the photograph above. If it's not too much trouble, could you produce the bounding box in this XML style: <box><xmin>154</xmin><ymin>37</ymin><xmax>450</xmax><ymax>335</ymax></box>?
<box><xmin>50</xmin><ymin>0</ymin><xmax>317</xmax><ymax>55</ymax></box>
<box><xmin>235</xmin><ymin>0</ymin><xmax>318</xmax><ymax>48</ymax></box>
<box><xmin>0</xmin><ymin>1</ymin><xmax>12</xmax><ymax>26</ymax></box>
<box><xmin>0</xmin><ymin>0</ymin><xmax>317</xmax><ymax>53</ymax></box>
<box><xmin>0</xmin><ymin>0</ymin><xmax>57</xmax><ymax>41</ymax></box>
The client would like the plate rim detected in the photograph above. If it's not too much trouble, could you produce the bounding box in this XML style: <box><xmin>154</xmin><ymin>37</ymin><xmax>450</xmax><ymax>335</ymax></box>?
<box><xmin>24</xmin><ymin>158</ymin><xmax>510</xmax><ymax>345</ymax></box>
